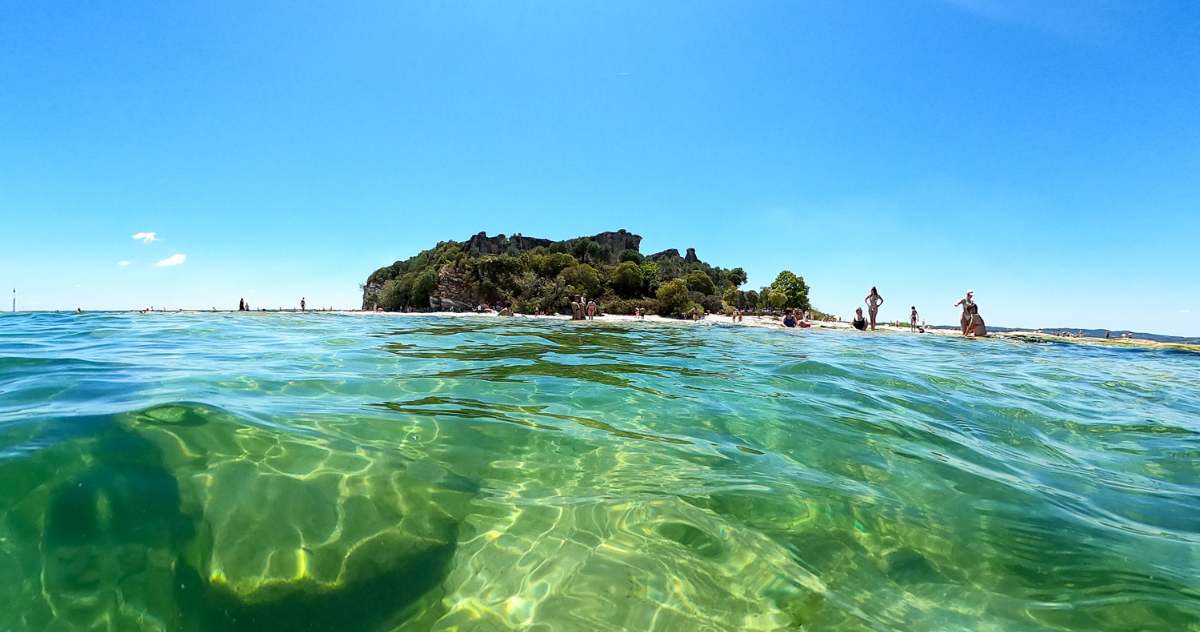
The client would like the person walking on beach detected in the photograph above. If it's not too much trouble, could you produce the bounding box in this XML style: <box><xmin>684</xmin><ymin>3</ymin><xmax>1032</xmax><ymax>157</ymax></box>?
<box><xmin>954</xmin><ymin>290</ymin><xmax>975</xmax><ymax>335</ymax></box>
<box><xmin>851</xmin><ymin>307</ymin><xmax>867</xmax><ymax>331</ymax></box>
<box><xmin>910</xmin><ymin>306</ymin><xmax>919</xmax><ymax>332</ymax></box>
<box><xmin>864</xmin><ymin>287</ymin><xmax>884</xmax><ymax>330</ymax></box>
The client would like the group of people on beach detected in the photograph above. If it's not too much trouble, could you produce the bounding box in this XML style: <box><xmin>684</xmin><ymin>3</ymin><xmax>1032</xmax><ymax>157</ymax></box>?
<box><xmin>570</xmin><ymin>296</ymin><xmax>599</xmax><ymax>320</ymax></box>
<box><xmin>842</xmin><ymin>287</ymin><xmax>985</xmax><ymax>336</ymax></box>
<box><xmin>781</xmin><ymin>309</ymin><xmax>812</xmax><ymax>328</ymax></box>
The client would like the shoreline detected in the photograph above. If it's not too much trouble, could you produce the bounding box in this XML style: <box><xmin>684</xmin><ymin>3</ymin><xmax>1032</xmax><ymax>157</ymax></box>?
<box><xmin>36</xmin><ymin>308</ymin><xmax>1196</xmax><ymax>353</ymax></box>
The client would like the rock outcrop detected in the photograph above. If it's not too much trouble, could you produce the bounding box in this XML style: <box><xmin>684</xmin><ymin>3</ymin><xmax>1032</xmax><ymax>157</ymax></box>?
<box><xmin>362</xmin><ymin>229</ymin><xmax>713</xmax><ymax>311</ymax></box>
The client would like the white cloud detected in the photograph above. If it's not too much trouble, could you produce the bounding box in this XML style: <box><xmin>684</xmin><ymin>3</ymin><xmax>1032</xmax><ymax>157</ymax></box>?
<box><xmin>118</xmin><ymin>260</ymin><xmax>131</xmax><ymax>267</ymax></box>
<box><xmin>154</xmin><ymin>253</ymin><xmax>186</xmax><ymax>267</ymax></box>
<box><xmin>1180</xmin><ymin>309</ymin><xmax>1192</xmax><ymax>314</ymax></box>
<box><xmin>132</xmin><ymin>232</ymin><xmax>158</xmax><ymax>243</ymax></box>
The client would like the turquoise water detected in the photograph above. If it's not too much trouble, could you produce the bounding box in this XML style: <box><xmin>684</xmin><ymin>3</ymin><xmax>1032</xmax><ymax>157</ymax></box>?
<box><xmin>1</xmin><ymin>312</ymin><xmax>1198</xmax><ymax>631</ymax></box>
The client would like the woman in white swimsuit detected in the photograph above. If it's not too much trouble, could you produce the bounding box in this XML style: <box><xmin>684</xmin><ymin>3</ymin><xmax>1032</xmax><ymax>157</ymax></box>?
<box><xmin>864</xmin><ymin>287</ymin><xmax>884</xmax><ymax>331</ymax></box>
<box><xmin>954</xmin><ymin>290</ymin><xmax>975</xmax><ymax>335</ymax></box>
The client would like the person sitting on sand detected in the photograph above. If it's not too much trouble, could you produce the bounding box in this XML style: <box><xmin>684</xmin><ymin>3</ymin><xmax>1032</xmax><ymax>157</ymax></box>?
<box><xmin>910</xmin><ymin>306</ymin><xmax>919</xmax><ymax>332</ymax></box>
<box><xmin>852</xmin><ymin>307</ymin><xmax>867</xmax><ymax>331</ymax></box>
<box><xmin>965</xmin><ymin>304</ymin><xmax>987</xmax><ymax>337</ymax></box>
<box><xmin>864</xmin><ymin>287</ymin><xmax>884</xmax><ymax>330</ymax></box>
<box><xmin>954</xmin><ymin>291</ymin><xmax>975</xmax><ymax>335</ymax></box>
<box><xmin>782</xmin><ymin>310</ymin><xmax>797</xmax><ymax>328</ymax></box>
<box><xmin>798</xmin><ymin>310</ymin><xmax>812</xmax><ymax>328</ymax></box>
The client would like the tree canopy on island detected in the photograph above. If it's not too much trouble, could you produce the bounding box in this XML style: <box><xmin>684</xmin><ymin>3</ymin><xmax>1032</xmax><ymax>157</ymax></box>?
<box><xmin>362</xmin><ymin>230</ymin><xmax>814</xmax><ymax>318</ymax></box>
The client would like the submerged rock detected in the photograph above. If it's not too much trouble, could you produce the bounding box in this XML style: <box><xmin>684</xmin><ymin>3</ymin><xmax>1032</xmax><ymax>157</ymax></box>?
<box><xmin>0</xmin><ymin>418</ymin><xmax>192</xmax><ymax>632</ymax></box>
<box><xmin>121</xmin><ymin>403</ymin><xmax>473</xmax><ymax>621</ymax></box>
<box><xmin>0</xmin><ymin>403</ymin><xmax>475</xmax><ymax>631</ymax></box>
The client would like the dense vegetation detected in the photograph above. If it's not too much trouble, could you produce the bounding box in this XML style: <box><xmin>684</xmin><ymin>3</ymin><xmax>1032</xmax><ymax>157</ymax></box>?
<box><xmin>363</xmin><ymin>231</ymin><xmax>813</xmax><ymax>318</ymax></box>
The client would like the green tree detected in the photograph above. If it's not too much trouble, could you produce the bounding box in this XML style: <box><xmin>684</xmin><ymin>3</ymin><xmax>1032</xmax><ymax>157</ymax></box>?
<box><xmin>378</xmin><ymin>278</ymin><xmax>407</xmax><ymax>310</ymax></box>
<box><xmin>639</xmin><ymin>262</ymin><xmax>661</xmax><ymax>293</ymax></box>
<box><xmin>412</xmin><ymin>268</ymin><xmax>439</xmax><ymax>308</ymax></box>
<box><xmin>612</xmin><ymin>261</ymin><xmax>644</xmax><ymax>298</ymax></box>
<box><xmin>655</xmin><ymin>278</ymin><xmax>695</xmax><ymax>317</ymax></box>
<box><xmin>727</xmin><ymin>267</ymin><xmax>748</xmax><ymax>287</ymax></box>
<box><xmin>722</xmin><ymin>286</ymin><xmax>739</xmax><ymax>308</ymax></box>
<box><xmin>768</xmin><ymin>271</ymin><xmax>810</xmax><ymax>310</ymax></box>
<box><xmin>767</xmin><ymin>288</ymin><xmax>788</xmax><ymax>310</ymax></box>
<box><xmin>619</xmin><ymin>249</ymin><xmax>643</xmax><ymax>264</ymax></box>
<box><xmin>685</xmin><ymin>270</ymin><xmax>716</xmax><ymax>295</ymax></box>
<box><xmin>559</xmin><ymin>264</ymin><xmax>601</xmax><ymax>298</ymax></box>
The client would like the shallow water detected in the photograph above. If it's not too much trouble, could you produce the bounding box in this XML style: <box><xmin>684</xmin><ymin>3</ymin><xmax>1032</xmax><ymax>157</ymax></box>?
<box><xmin>1</xmin><ymin>312</ymin><xmax>1198</xmax><ymax>631</ymax></box>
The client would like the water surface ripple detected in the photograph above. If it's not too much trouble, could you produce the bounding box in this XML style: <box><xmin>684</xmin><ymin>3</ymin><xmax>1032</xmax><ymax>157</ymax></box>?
<box><xmin>1</xmin><ymin>312</ymin><xmax>1198</xmax><ymax>631</ymax></box>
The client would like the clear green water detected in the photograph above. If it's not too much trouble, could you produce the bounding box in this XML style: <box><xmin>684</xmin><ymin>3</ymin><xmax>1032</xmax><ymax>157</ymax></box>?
<box><xmin>1</xmin><ymin>312</ymin><xmax>1198</xmax><ymax>631</ymax></box>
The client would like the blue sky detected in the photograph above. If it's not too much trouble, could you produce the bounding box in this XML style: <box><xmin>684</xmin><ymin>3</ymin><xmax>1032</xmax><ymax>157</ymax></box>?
<box><xmin>1</xmin><ymin>1</ymin><xmax>1197</xmax><ymax>335</ymax></box>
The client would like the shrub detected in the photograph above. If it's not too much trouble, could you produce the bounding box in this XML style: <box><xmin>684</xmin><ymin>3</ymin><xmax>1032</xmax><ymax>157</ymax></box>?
<box><xmin>685</xmin><ymin>270</ymin><xmax>716</xmax><ymax>295</ymax></box>
<box><xmin>611</xmin><ymin>261</ymin><xmax>644</xmax><ymax>298</ymax></box>
<box><xmin>559</xmin><ymin>264</ymin><xmax>602</xmax><ymax>299</ymax></box>
<box><xmin>655</xmin><ymin>279</ymin><xmax>694</xmax><ymax>317</ymax></box>
<box><xmin>602</xmin><ymin>298</ymin><xmax>658</xmax><ymax>315</ymax></box>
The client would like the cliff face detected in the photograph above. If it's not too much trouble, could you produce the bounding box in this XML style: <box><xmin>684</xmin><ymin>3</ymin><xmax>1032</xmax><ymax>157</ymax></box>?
<box><xmin>362</xmin><ymin>229</ymin><xmax>708</xmax><ymax>311</ymax></box>
<box><xmin>462</xmin><ymin>232</ymin><xmax>553</xmax><ymax>256</ymax></box>
<box><xmin>461</xmin><ymin>230</ymin><xmax>641</xmax><ymax>264</ymax></box>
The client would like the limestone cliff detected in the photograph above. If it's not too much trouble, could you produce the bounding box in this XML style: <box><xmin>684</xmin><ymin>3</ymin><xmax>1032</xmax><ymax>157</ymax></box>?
<box><xmin>361</xmin><ymin>229</ymin><xmax>730</xmax><ymax>312</ymax></box>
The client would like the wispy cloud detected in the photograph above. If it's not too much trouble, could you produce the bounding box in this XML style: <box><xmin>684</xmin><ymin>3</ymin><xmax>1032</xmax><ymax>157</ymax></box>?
<box><xmin>132</xmin><ymin>231</ymin><xmax>158</xmax><ymax>244</ymax></box>
<box><xmin>154</xmin><ymin>253</ymin><xmax>186</xmax><ymax>267</ymax></box>
<box><xmin>118</xmin><ymin>260</ymin><xmax>131</xmax><ymax>267</ymax></box>
<box><xmin>1180</xmin><ymin>309</ymin><xmax>1192</xmax><ymax>314</ymax></box>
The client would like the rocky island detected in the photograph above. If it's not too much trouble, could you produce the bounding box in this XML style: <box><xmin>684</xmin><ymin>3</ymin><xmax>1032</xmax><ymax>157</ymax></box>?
<box><xmin>361</xmin><ymin>229</ymin><xmax>808</xmax><ymax>317</ymax></box>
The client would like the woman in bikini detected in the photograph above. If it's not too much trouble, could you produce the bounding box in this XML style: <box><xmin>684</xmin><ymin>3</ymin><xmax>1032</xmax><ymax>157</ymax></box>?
<box><xmin>965</xmin><ymin>304</ymin><xmax>987</xmax><ymax>337</ymax></box>
<box><xmin>954</xmin><ymin>290</ymin><xmax>975</xmax><ymax>335</ymax></box>
<box><xmin>864</xmin><ymin>287</ymin><xmax>884</xmax><ymax>331</ymax></box>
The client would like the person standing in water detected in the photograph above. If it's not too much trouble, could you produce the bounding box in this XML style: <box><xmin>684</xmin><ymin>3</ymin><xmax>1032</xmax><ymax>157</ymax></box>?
<box><xmin>954</xmin><ymin>290</ymin><xmax>975</xmax><ymax>335</ymax></box>
<box><xmin>300</xmin><ymin>297</ymin><xmax>306</xmax><ymax>311</ymax></box>
<box><xmin>910</xmin><ymin>306</ymin><xmax>919</xmax><ymax>332</ymax></box>
<box><xmin>864</xmin><ymin>287</ymin><xmax>884</xmax><ymax>330</ymax></box>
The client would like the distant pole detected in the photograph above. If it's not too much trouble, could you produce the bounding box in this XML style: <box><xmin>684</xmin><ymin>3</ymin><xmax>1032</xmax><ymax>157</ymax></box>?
<box><xmin>11</xmin><ymin>288</ymin><xmax>14</xmax><ymax>312</ymax></box>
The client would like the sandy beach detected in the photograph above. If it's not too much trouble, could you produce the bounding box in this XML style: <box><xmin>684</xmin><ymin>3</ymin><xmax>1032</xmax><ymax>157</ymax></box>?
<box><xmin>264</xmin><ymin>309</ymin><xmax>1198</xmax><ymax>353</ymax></box>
